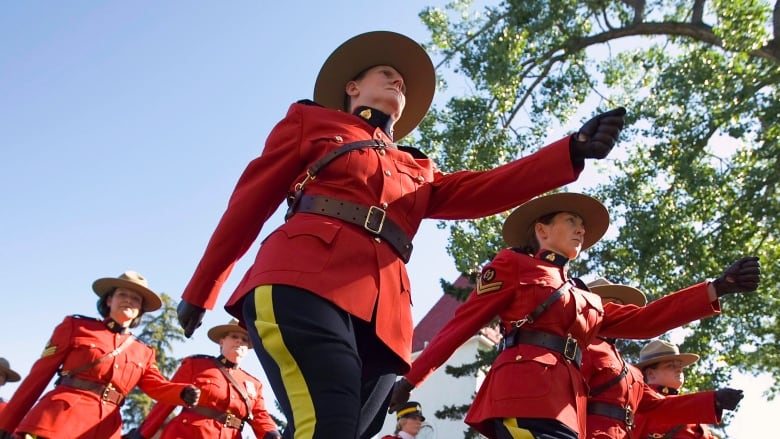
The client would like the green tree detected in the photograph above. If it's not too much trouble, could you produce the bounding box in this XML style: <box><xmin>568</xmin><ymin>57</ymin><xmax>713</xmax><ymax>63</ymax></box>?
<box><xmin>415</xmin><ymin>0</ymin><xmax>779</xmax><ymax>432</ymax></box>
<box><xmin>122</xmin><ymin>293</ymin><xmax>187</xmax><ymax>430</ymax></box>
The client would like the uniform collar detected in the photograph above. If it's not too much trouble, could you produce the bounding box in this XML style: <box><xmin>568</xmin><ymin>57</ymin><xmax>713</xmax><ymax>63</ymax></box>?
<box><xmin>353</xmin><ymin>106</ymin><xmax>394</xmax><ymax>140</ymax></box>
<box><xmin>218</xmin><ymin>355</ymin><xmax>238</xmax><ymax>369</ymax></box>
<box><xmin>653</xmin><ymin>385</ymin><xmax>679</xmax><ymax>395</ymax></box>
<box><xmin>536</xmin><ymin>250</ymin><xmax>569</xmax><ymax>268</ymax></box>
<box><xmin>104</xmin><ymin>318</ymin><xmax>130</xmax><ymax>334</ymax></box>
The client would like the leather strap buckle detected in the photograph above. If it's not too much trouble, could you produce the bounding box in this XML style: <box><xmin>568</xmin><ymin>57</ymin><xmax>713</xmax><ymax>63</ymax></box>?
<box><xmin>563</xmin><ymin>334</ymin><xmax>579</xmax><ymax>362</ymax></box>
<box><xmin>364</xmin><ymin>206</ymin><xmax>386</xmax><ymax>234</ymax></box>
<box><xmin>625</xmin><ymin>406</ymin><xmax>635</xmax><ymax>429</ymax></box>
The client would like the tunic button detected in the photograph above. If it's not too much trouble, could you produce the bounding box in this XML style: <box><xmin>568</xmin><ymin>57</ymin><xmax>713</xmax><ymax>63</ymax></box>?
<box><xmin>381</xmin><ymin>202</ymin><xmax>388</xmax><ymax>209</ymax></box>
<box><xmin>539</xmin><ymin>280</ymin><xmax>546</xmax><ymax>286</ymax></box>
<box><xmin>115</xmin><ymin>364</ymin><xmax>119</xmax><ymax>368</ymax></box>
<box><xmin>378</xmin><ymin>149</ymin><xmax>386</xmax><ymax>156</ymax></box>
<box><xmin>374</xmin><ymin>237</ymin><xmax>382</xmax><ymax>243</ymax></box>
<box><xmin>416</xmin><ymin>175</ymin><xmax>424</xmax><ymax>183</ymax></box>
<box><xmin>334</xmin><ymin>135</ymin><xmax>343</xmax><ymax>143</ymax></box>
<box><xmin>375</xmin><ymin>133</ymin><xmax>382</xmax><ymax>139</ymax></box>
<box><xmin>384</xmin><ymin>170</ymin><xmax>391</xmax><ymax>176</ymax></box>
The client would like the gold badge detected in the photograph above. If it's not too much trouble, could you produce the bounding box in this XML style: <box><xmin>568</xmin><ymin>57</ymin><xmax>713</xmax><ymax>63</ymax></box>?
<box><xmin>360</xmin><ymin>108</ymin><xmax>372</xmax><ymax>119</ymax></box>
<box><xmin>545</xmin><ymin>253</ymin><xmax>556</xmax><ymax>262</ymax></box>
<box><xmin>41</xmin><ymin>343</ymin><xmax>57</xmax><ymax>358</ymax></box>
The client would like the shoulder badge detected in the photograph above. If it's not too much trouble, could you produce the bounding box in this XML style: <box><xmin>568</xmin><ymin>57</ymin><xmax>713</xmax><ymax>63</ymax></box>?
<box><xmin>476</xmin><ymin>267</ymin><xmax>504</xmax><ymax>295</ymax></box>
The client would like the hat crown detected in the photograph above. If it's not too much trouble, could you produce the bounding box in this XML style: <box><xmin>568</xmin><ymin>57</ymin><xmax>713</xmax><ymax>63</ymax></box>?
<box><xmin>117</xmin><ymin>270</ymin><xmax>149</xmax><ymax>289</ymax></box>
<box><xmin>0</xmin><ymin>357</ymin><xmax>11</xmax><ymax>369</ymax></box>
<box><xmin>639</xmin><ymin>340</ymin><xmax>680</xmax><ymax>362</ymax></box>
<box><xmin>587</xmin><ymin>278</ymin><xmax>613</xmax><ymax>288</ymax></box>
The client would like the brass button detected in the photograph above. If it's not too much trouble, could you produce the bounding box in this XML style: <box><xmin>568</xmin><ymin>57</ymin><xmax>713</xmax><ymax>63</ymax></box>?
<box><xmin>334</xmin><ymin>135</ymin><xmax>343</xmax><ymax>143</ymax></box>
<box><xmin>374</xmin><ymin>237</ymin><xmax>382</xmax><ymax>243</ymax></box>
<box><xmin>381</xmin><ymin>202</ymin><xmax>388</xmax><ymax>209</ymax></box>
<box><xmin>378</xmin><ymin>149</ymin><xmax>386</xmax><ymax>156</ymax></box>
<box><xmin>384</xmin><ymin>170</ymin><xmax>391</xmax><ymax>176</ymax></box>
<box><xmin>416</xmin><ymin>175</ymin><xmax>425</xmax><ymax>183</ymax></box>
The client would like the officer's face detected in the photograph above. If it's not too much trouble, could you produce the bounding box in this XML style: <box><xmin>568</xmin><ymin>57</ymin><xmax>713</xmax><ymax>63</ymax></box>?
<box><xmin>535</xmin><ymin>212</ymin><xmax>585</xmax><ymax>259</ymax></box>
<box><xmin>400</xmin><ymin>415</ymin><xmax>423</xmax><ymax>435</ymax></box>
<box><xmin>345</xmin><ymin>65</ymin><xmax>406</xmax><ymax>122</ymax></box>
<box><xmin>220</xmin><ymin>331</ymin><xmax>251</xmax><ymax>363</ymax></box>
<box><xmin>107</xmin><ymin>288</ymin><xmax>143</xmax><ymax>324</ymax></box>
<box><xmin>646</xmin><ymin>360</ymin><xmax>685</xmax><ymax>389</ymax></box>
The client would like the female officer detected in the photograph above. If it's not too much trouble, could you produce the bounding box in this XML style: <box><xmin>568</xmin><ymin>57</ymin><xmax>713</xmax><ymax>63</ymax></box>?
<box><xmin>0</xmin><ymin>271</ymin><xmax>200</xmax><ymax>439</ymax></box>
<box><xmin>389</xmin><ymin>192</ymin><xmax>760</xmax><ymax>439</ymax></box>
<box><xmin>583</xmin><ymin>280</ymin><xmax>744</xmax><ymax>439</ymax></box>
<box><xmin>134</xmin><ymin>319</ymin><xmax>280</xmax><ymax>439</ymax></box>
<box><xmin>175</xmin><ymin>30</ymin><xmax>627</xmax><ymax>439</ymax></box>
<box><xmin>633</xmin><ymin>340</ymin><xmax>744</xmax><ymax>438</ymax></box>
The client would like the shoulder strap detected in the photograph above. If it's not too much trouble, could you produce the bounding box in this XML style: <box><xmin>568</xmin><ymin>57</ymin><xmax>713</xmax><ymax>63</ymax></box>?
<box><xmin>588</xmin><ymin>363</ymin><xmax>629</xmax><ymax>397</ymax></box>
<box><xmin>60</xmin><ymin>334</ymin><xmax>136</xmax><ymax>377</ymax></box>
<box><xmin>213</xmin><ymin>358</ymin><xmax>254</xmax><ymax>421</ymax></box>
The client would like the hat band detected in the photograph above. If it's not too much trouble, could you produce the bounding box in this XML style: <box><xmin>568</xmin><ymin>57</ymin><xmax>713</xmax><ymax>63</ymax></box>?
<box><xmin>397</xmin><ymin>407</ymin><xmax>420</xmax><ymax>418</ymax></box>
<box><xmin>639</xmin><ymin>350</ymin><xmax>679</xmax><ymax>363</ymax></box>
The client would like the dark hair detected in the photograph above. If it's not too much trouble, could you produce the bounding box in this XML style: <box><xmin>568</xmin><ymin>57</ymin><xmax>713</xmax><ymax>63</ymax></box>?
<box><xmin>343</xmin><ymin>66</ymin><xmax>373</xmax><ymax>111</ymax></box>
<box><xmin>96</xmin><ymin>289</ymin><xmax>144</xmax><ymax>329</ymax></box>
<box><xmin>520</xmin><ymin>211</ymin><xmax>560</xmax><ymax>254</ymax></box>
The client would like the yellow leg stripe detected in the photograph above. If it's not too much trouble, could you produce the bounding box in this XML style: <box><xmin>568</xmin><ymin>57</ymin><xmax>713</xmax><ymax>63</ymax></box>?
<box><xmin>502</xmin><ymin>417</ymin><xmax>536</xmax><ymax>439</ymax></box>
<box><xmin>253</xmin><ymin>285</ymin><xmax>316</xmax><ymax>439</ymax></box>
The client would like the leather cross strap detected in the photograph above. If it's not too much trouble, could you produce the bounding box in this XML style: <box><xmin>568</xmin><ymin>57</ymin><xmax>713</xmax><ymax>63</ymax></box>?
<box><xmin>292</xmin><ymin>194</ymin><xmax>413</xmax><ymax>263</ymax></box>
<box><xmin>501</xmin><ymin>328</ymin><xmax>583</xmax><ymax>368</ymax></box>
<box><xmin>185</xmin><ymin>406</ymin><xmax>244</xmax><ymax>430</ymax></box>
<box><xmin>58</xmin><ymin>376</ymin><xmax>125</xmax><ymax>406</ymax></box>
<box><xmin>588</xmin><ymin>363</ymin><xmax>629</xmax><ymax>397</ymax></box>
<box><xmin>60</xmin><ymin>334</ymin><xmax>136</xmax><ymax>378</ymax></box>
<box><xmin>213</xmin><ymin>358</ymin><xmax>254</xmax><ymax>422</ymax></box>
<box><xmin>587</xmin><ymin>401</ymin><xmax>635</xmax><ymax>428</ymax></box>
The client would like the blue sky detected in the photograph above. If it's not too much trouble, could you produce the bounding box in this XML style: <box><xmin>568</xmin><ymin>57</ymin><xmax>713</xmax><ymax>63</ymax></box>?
<box><xmin>0</xmin><ymin>2</ymin><xmax>773</xmax><ymax>437</ymax></box>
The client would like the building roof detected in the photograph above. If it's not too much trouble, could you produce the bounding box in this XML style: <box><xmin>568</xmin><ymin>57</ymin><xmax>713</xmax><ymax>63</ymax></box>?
<box><xmin>412</xmin><ymin>274</ymin><xmax>501</xmax><ymax>353</ymax></box>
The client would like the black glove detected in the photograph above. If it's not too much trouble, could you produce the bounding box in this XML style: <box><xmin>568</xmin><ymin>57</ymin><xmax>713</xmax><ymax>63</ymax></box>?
<box><xmin>387</xmin><ymin>377</ymin><xmax>414</xmax><ymax>414</ymax></box>
<box><xmin>177</xmin><ymin>300</ymin><xmax>206</xmax><ymax>338</ymax></box>
<box><xmin>121</xmin><ymin>428</ymin><xmax>144</xmax><ymax>439</ymax></box>
<box><xmin>180</xmin><ymin>385</ymin><xmax>201</xmax><ymax>407</ymax></box>
<box><xmin>570</xmin><ymin>107</ymin><xmax>627</xmax><ymax>160</ymax></box>
<box><xmin>715</xmin><ymin>387</ymin><xmax>744</xmax><ymax>411</ymax></box>
<box><xmin>712</xmin><ymin>256</ymin><xmax>760</xmax><ymax>297</ymax></box>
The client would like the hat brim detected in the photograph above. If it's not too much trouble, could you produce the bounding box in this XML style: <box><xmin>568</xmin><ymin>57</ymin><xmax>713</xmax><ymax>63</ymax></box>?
<box><xmin>0</xmin><ymin>365</ymin><xmax>21</xmax><ymax>382</ymax></box>
<box><xmin>635</xmin><ymin>352</ymin><xmax>700</xmax><ymax>370</ymax></box>
<box><xmin>207</xmin><ymin>324</ymin><xmax>252</xmax><ymax>349</ymax></box>
<box><xmin>313</xmin><ymin>31</ymin><xmax>435</xmax><ymax>141</ymax></box>
<box><xmin>502</xmin><ymin>193</ymin><xmax>609</xmax><ymax>250</ymax></box>
<box><xmin>590</xmin><ymin>284</ymin><xmax>647</xmax><ymax>307</ymax></box>
<box><xmin>92</xmin><ymin>278</ymin><xmax>162</xmax><ymax>313</ymax></box>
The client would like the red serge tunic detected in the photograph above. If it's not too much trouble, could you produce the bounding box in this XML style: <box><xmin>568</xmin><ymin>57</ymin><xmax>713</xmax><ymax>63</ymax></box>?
<box><xmin>139</xmin><ymin>355</ymin><xmax>278</xmax><ymax>439</ymax></box>
<box><xmin>634</xmin><ymin>385</ymin><xmax>719</xmax><ymax>439</ymax></box>
<box><xmin>181</xmin><ymin>102</ymin><xmax>581</xmax><ymax>368</ymax></box>
<box><xmin>404</xmin><ymin>249</ymin><xmax>721</xmax><ymax>438</ymax></box>
<box><xmin>583</xmin><ymin>340</ymin><xmax>720</xmax><ymax>439</ymax></box>
<box><xmin>0</xmin><ymin>315</ymin><xmax>191</xmax><ymax>439</ymax></box>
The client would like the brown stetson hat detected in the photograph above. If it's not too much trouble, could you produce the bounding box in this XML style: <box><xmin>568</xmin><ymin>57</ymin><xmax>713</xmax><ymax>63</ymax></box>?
<box><xmin>587</xmin><ymin>278</ymin><xmax>647</xmax><ymax>306</ymax></box>
<box><xmin>92</xmin><ymin>270</ymin><xmax>162</xmax><ymax>312</ymax></box>
<box><xmin>634</xmin><ymin>340</ymin><xmax>700</xmax><ymax>370</ymax></box>
<box><xmin>502</xmin><ymin>192</ymin><xmax>609</xmax><ymax>250</ymax></box>
<box><xmin>313</xmin><ymin>31</ymin><xmax>435</xmax><ymax>141</ymax></box>
<box><xmin>0</xmin><ymin>357</ymin><xmax>21</xmax><ymax>382</ymax></box>
<box><xmin>207</xmin><ymin>318</ymin><xmax>252</xmax><ymax>349</ymax></box>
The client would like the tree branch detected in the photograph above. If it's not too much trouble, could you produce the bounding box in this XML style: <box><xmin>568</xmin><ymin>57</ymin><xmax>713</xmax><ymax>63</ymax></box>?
<box><xmin>692</xmin><ymin>0</ymin><xmax>705</xmax><ymax>24</ymax></box>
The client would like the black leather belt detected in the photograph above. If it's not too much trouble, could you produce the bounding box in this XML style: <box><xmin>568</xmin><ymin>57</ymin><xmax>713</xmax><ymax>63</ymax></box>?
<box><xmin>501</xmin><ymin>328</ymin><xmax>582</xmax><ymax>368</ymax></box>
<box><xmin>292</xmin><ymin>194</ymin><xmax>413</xmax><ymax>263</ymax></box>
<box><xmin>58</xmin><ymin>376</ymin><xmax>125</xmax><ymax>406</ymax></box>
<box><xmin>587</xmin><ymin>401</ymin><xmax>635</xmax><ymax>429</ymax></box>
<box><xmin>185</xmin><ymin>406</ymin><xmax>245</xmax><ymax>430</ymax></box>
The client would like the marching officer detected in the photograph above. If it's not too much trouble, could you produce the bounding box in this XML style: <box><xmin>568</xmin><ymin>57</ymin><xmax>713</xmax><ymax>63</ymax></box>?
<box><xmin>175</xmin><ymin>30</ymin><xmax>628</xmax><ymax>439</ymax></box>
<box><xmin>633</xmin><ymin>340</ymin><xmax>744</xmax><ymax>438</ymax></box>
<box><xmin>0</xmin><ymin>358</ymin><xmax>21</xmax><ymax>417</ymax></box>
<box><xmin>382</xmin><ymin>401</ymin><xmax>425</xmax><ymax>439</ymax></box>
<box><xmin>582</xmin><ymin>280</ymin><xmax>745</xmax><ymax>439</ymax></box>
<box><xmin>0</xmin><ymin>271</ymin><xmax>201</xmax><ymax>439</ymax></box>
<box><xmin>133</xmin><ymin>318</ymin><xmax>280</xmax><ymax>439</ymax></box>
<box><xmin>389</xmin><ymin>192</ymin><xmax>759</xmax><ymax>439</ymax></box>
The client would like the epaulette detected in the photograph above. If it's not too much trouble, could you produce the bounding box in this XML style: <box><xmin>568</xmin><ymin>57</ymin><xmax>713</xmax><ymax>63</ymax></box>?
<box><xmin>398</xmin><ymin>145</ymin><xmax>429</xmax><ymax>159</ymax></box>
<box><xmin>188</xmin><ymin>354</ymin><xmax>216</xmax><ymax>360</ymax></box>
<box><xmin>296</xmin><ymin>99</ymin><xmax>323</xmax><ymax>107</ymax></box>
<box><xmin>71</xmin><ymin>314</ymin><xmax>101</xmax><ymax>321</ymax></box>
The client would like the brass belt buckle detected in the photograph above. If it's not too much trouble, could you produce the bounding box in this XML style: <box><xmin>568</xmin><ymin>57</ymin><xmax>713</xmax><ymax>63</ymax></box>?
<box><xmin>224</xmin><ymin>413</ymin><xmax>235</xmax><ymax>427</ymax></box>
<box><xmin>101</xmin><ymin>383</ymin><xmax>115</xmax><ymax>403</ymax></box>
<box><xmin>563</xmin><ymin>334</ymin><xmax>578</xmax><ymax>361</ymax></box>
<box><xmin>625</xmin><ymin>406</ymin><xmax>635</xmax><ymax>429</ymax></box>
<box><xmin>364</xmin><ymin>206</ymin><xmax>386</xmax><ymax>234</ymax></box>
